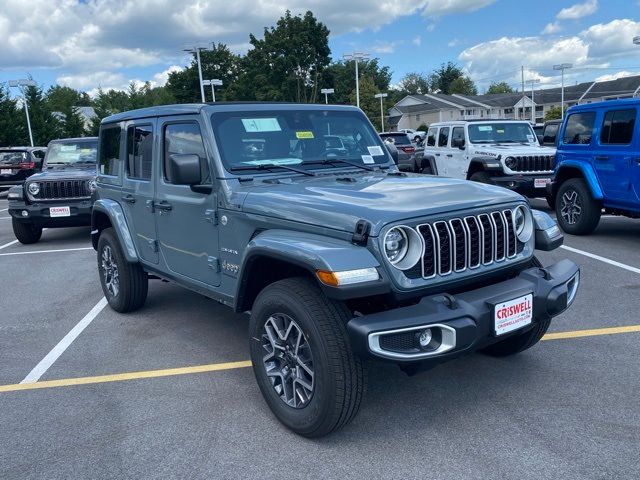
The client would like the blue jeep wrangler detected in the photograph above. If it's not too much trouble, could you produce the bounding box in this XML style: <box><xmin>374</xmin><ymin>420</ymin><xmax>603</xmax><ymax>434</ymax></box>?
<box><xmin>550</xmin><ymin>99</ymin><xmax>640</xmax><ymax>235</ymax></box>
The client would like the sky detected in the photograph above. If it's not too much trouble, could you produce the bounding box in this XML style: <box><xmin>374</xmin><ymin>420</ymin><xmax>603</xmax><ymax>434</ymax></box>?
<box><xmin>0</xmin><ymin>0</ymin><xmax>639</xmax><ymax>98</ymax></box>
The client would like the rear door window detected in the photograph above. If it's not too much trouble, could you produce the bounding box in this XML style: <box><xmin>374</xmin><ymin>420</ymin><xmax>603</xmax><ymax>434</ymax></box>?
<box><xmin>99</xmin><ymin>126</ymin><xmax>122</xmax><ymax>176</ymax></box>
<box><xmin>562</xmin><ymin>112</ymin><xmax>595</xmax><ymax>145</ymax></box>
<box><xmin>426</xmin><ymin>127</ymin><xmax>437</xmax><ymax>146</ymax></box>
<box><xmin>438</xmin><ymin>127</ymin><xmax>450</xmax><ymax>147</ymax></box>
<box><xmin>126</xmin><ymin>125</ymin><xmax>153</xmax><ymax>180</ymax></box>
<box><xmin>600</xmin><ymin>109</ymin><xmax>636</xmax><ymax>145</ymax></box>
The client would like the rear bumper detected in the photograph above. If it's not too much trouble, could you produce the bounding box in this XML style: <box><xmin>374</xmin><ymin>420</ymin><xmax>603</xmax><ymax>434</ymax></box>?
<box><xmin>491</xmin><ymin>174</ymin><xmax>553</xmax><ymax>197</ymax></box>
<box><xmin>347</xmin><ymin>259</ymin><xmax>579</xmax><ymax>365</ymax></box>
<box><xmin>9</xmin><ymin>200</ymin><xmax>92</xmax><ymax>227</ymax></box>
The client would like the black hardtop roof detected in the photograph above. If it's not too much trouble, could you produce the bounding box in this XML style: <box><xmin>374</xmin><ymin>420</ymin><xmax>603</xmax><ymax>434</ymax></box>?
<box><xmin>102</xmin><ymin>102</ymin><xmax>361</xmax><ymax>124</ymax></box>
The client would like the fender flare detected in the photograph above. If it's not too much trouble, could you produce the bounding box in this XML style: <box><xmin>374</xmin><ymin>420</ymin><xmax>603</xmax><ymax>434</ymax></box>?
<box><xmin>555</xmin><ymin>160</ymin><xmax>604</xmax><ymax>200</ymax></box>
<box><xmin>469</xmin><ymin>156</ymin><xmax>503</xmax><ymax>171</ymax></box>
<box><xmin>420</xmin><ymin>155</ymin><xmax>438</xmax><ymax>175</ymax></box>
<box><xmin>91</xmin><ymin>199</ymin><xmax>139</xmax><ymax>262</ymax></box>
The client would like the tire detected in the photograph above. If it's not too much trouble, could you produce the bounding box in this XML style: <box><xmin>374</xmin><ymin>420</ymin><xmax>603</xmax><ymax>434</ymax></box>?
<box><xmin>470</xmin><ymin>171</ymin><xmax>493</xmax><ymax>185</ymax></box>
<box><xmin>555</xmin><ymin>178</ymin><xmax>601</xmax><ymax>235</ymax></box>
<box><xmin>545</xmin><ymin>193</ymin><xmax>556</xmax><ymax>210</ymax></box>
<box><xmin>97</xmin><ymin>227</ymin><xmax>148</xmax><ymax>313</ymax></box>
<box><xmin>249</xmin><ymin>277</ymin><xmax>365</xmax><ymax>438</ymax></box>
<box><xmin>12</xmin><ymin>218</ymin><xmax>42</xmax><ymax>244</ymax></box>
<box><xmin>414</xmin><ymin>135</ymin><xmax>421</xmax><ymax>143</ymax></box>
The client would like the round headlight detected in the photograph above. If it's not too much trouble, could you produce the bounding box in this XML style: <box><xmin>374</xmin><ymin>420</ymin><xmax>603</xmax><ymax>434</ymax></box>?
<box><xmin>28</xmin><ymin>182</ymin><xmax>40</xmax><ymax>196</ymax></box>
<box><xmin>383</xmin><ymin>226</ymin><xmax>423</xmax><ymax>270</ymax></box>
<box><xmin>87</xmin><ymin>179</ymin><xmax>97</xmax><ymax>193</ymax></box>
<box><xmin>505</xmin><ymin>156</ymin><xmax>517</xmax><ymax>169</ymax></box>
<box><xmin>514</xmin><ymin>205</ymin><xmax>533</xmax><ymax>243</ymax></box>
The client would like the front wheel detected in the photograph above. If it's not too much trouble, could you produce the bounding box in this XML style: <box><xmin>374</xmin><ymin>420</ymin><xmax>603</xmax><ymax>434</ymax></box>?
<box><xmin>249</xmin><ymin>277</ymin><xmax>364</xmax><ymax>437</ymax></box>
<box><xmin>555</xmin><ymin>178</ymin><xmax>601</xmax><ymax>235</ymax></box>
<box><xmin>12</xmin><ymin>219</ymin><xmax>42</xmax><ymax>244</ymax></box>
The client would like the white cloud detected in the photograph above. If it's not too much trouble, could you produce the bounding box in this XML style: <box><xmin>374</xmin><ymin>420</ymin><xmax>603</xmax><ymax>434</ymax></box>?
<box><xmin>422</xmin><ymin>0</ymin><xmax>496</xmax><ymax>16</ymax></box>
<box><xmin>412</xmin><ymin>36</ymin><xmax>422</xmax><ymax>46</ymax></box>
<box><xmin>447</xmin><ymin>38</ymin><xmax>461</xmax><ymax>47</ymax></box>
<box><xmin>595</xmin><ymin>71</ymin><xmax>637</xmax><ymax>82</ymax></box>
<box><xmin>151</xmin><ymin>65</ymin><xmax>183</xmax><ymax>87</ymax></box>
<box><xmin>541</xmin><ymin>22</ymin><xmax>562</xmax><ymax>35</ymax></box>
<box><xmin>57</xmin><ymin>71</ymin><xmax>127</xmax><ymax>91</ymax></box>
<box><xmin>581</xmin><ymin>19</ymin><xmax>640</xmax><ymax>60</ymax></box>
<box><xmin>557</xmin><ymin>0</ymin><xmax>598</xmax><ymax>21</ymax></box>
<box><xmin>372</xmin><ymin>42</ymin><xmax>399</xmax><ymax>54</ymax></box>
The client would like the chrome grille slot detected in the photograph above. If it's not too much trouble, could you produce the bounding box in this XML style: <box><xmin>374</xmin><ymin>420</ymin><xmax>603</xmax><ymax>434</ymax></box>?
<box><xmin>449</xmin><ymin>219</ymin><xmax>467</xmax><ymax>272</ymax></box>
<box><xmin>464</xmin><ymin>216</ymin><xmax>481</xmax><ymax>268</ymax></box>
<box><xmin>478</xmin><ymin>214</ymin><xmax>494</xmax><ymax>265</ymax></box>
<box><xmin>433</xmin><ymin>221</ymin><xmax>453</xmax><ymax>275</ymax></box>
<box><xmin>491</xmin><ymin>211</ymin><xmax>506</xmax><ymax>261</ymax></box>
<box><xmin>417</xmin><ymin>224</ymin><xmax>436</xmax><ymax>279</ymax></box>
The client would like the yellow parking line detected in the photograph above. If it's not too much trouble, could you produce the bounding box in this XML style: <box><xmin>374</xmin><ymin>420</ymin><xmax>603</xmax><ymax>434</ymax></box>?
<box><xmin>542</xmin><ymin>324</ymin><xmax>640</xmax><ymax>341</ymax></box>
<box><xmin>1</xmin><ymin>325</ymin><xmax>639</xmax><ymax>394</ymax></box>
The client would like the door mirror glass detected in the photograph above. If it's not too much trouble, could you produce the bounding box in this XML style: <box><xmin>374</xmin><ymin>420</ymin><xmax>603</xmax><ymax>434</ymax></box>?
<box><xmin>166</xmin><ymin>153</ymin><xmax>202</xmax><ymax>185</ymax></box>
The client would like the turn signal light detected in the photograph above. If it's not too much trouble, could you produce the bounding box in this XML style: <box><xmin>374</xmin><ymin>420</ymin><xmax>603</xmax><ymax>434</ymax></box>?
<box><xmin>316</xmin><ymin>268</ymin><xmax>379</xmax><ymax>286</ymax></box>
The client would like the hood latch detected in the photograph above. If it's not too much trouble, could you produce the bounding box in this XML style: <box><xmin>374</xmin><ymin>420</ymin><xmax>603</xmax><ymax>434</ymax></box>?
<box><xmin>352</xmin><ymin>219</ymin><xmax>371</xmax><ymax>246</ymax></box>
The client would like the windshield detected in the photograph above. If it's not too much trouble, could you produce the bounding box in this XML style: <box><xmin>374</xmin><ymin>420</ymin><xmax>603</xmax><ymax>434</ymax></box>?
<box><xmin>45</xmin><ymin>141</ymin><xmax>98</xmax><ymax>165</ymax></box>
<box><xmin>0</xmin><ymin>151</ymin><xmax>27</xmax><ymax>164</ymax></box>
<box><xmin>210</xmin><ymin>109</ymin><xmax>389</xmax><ymax>172</ymax></box>
<box><xmin>468</xmin><ymin>123</ymin><xmax>536</xmax><ymax>144</ymax></box>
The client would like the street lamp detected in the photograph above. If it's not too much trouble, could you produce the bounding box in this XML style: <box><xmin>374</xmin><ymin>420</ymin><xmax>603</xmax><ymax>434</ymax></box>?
<box><xmin>202</xmin><ymin>79</ymin><xmax>223</xmax><ymax>102</ymax></box>
<box><xmin>320</xmin><ymin>88</ymin><xmax>334</xmax><ymax>104</ymax></box>
<box><xmin>374</xmin><ymin>93</ymin><xmax>388</xmax><ymax>132</ymax></box>
<box><xmin>553</xmin><ymin>63</ymin><xmax>572</xmax><ymax>118</ymax></box>
<box><xmin>526</xmin><ymin>78</ymin><xmax>541</xmax><ymax>123</ymax></box>
<box><xmin>183</xmin><ymin>44</ymin><xmax>211</xmax><ymax>103</ymax></box>
<box><xmin>8</xmin><ymin>79</ymin><xmax>36</xmax><ymax>147</ymax></box>
<box><xmin>343</xmin><ymin>52</ymin><xmax>369</xmax><ymax>108</ymax></box>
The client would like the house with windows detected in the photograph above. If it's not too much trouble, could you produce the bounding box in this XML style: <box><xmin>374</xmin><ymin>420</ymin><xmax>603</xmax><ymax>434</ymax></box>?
<box><xmin>388</xmin><ymin>74</ymin><xmax>640</xmax><ymax>131</ymax></box>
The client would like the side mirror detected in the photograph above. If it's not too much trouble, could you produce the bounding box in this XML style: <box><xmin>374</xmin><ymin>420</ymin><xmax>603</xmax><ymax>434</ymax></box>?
<box><xmin>167</xmin><ymin>153</ymin><xmax>202</xmax><ymax>185</ymax></box>
<box><xmin>533</xmin><ymin>210</ymin><xmax>563</xmax><ymax>251</ymax></box>
<box><xmin>385</xmin><ymin>143</ymin><xmax>399</xmax><ymax>164</ymax></box>
<box><xmin>452</xmin><ymin>137</ymin><xmax>465</xmax><ymax>149</ymax></box>
<box><xmin>536</xmin><ymin>134</ymin><xmax>544</xmax><ymax>145</ymax></box>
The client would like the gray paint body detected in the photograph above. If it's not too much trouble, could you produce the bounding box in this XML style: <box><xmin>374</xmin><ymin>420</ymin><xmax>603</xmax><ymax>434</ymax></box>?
<box><xmin>92</xmin><ymin>103</ymin><xmax>535</xmax><ymax>311</ymax></box>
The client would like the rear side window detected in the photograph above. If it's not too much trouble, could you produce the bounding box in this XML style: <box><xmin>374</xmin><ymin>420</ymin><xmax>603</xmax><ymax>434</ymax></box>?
<box><xmin>99</xmin><ymin>126</ymin><xmax>122</xmax><ymax>176</ymax></box>
<box><xmin>426</xmin><ymin>127</ymin><xmax>437</xmax><ymax>146</ymax></box>
<box><xmin>126</xmin><ymin>125</ymin><xmax>153</xmax><ymax>180</ymax></box>
<box><xmin>164</xmin><ymin>122</ymin><xmax>210</xmax><ymax>184</ymax></box>
<box><xmin>600</xmin><ymin>109</ymin><xmax>636</xmax><ymax>145</ymax></box>
<box><xmin>563</xmin><ymin>112</ymin><xmax>595</xmax><ymax>145</ymax></box>
<box><xmin>438</xmin><ymin>127</ymin><xmax>450</xmax><ymax>147</ymax></box>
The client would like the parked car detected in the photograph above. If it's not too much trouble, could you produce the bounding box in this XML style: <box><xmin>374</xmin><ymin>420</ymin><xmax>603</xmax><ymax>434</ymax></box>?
<box><xmin>7</xmin><ymin>137</ymin><xmax>98</xmax><ymax>244</ymax></box>
<box><xmin>90</xmin><ymin>103</ymin><xmax>579</xmax><ymax>437</ymax></box>
<box><xmin>548</xmin><ymin>99</ymin><xmax>640</xmax><ymax>235</ymax></box>
<box><xmin>420</xmin><ymin>120</ymin><xmax>557</xmax><ymax>206</ymax></box>
<box><xmin>540</xmin><ymin>119</ymin><xmax>562</xmax><ymax>147</ymax></box>
<box><xmin>0</xmin><ymin>146</ymin><xmax>47</xmax><ymax>190</ymax></box>
<box><xmin>379</xmin><ymin>132</ymin><xmax>416</xmax><ymax>171</ymax></box>
<box><xmin>399</xmin><ymin>128</ymin><xmax>426</xmax><ymax>143</ymax></box>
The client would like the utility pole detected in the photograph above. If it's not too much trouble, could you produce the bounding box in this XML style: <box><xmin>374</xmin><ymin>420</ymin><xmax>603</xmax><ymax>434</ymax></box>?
<box><xmin>374</xmin><ymin>93</ymin><xmax>388</xmax><ymax>132</ymax></box>
<box><xmin>320</xmin><ymin>88</ymin><xmax>334</xmax><ymax>104</ymax></box>
<box><xmin>526</xmin><ymin>78</ymin><xmax>541</xmax><ymax>123</ymax></box>
<box><xmin>553</xmin><ymin>63</ymin><xmax>572</xmax><ymax>118</ymax></box>
<box><xmin>521</xmin><ymin>66</ymin><xmax>525</xmax><ymax>120</ymax></box>
<box><xmin>183</xmin><ymin>44</ymin><xmax>211</xmax><ymax>102</ymax></box>
<box><xmin>8</xmin><ymin>79</ymin><xmax>37</xmax><ymax>147</ymax></box>
<box><xmin>343</xmin><ymin>52</ymin><xmax>369</xmax><ymax>108</ymax></box>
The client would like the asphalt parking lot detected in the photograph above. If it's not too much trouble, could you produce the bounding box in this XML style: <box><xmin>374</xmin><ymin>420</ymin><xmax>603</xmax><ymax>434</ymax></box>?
<box><xmin>1</xmin><ymin>196</ymin><xmax>639</xmax><ymax>480</ymax></box>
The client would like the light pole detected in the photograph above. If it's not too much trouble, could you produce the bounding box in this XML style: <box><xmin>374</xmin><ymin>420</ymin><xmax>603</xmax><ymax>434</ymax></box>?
<box><xmin>343</xmin><ymin>52</ymin><xmax>369</xmax><ymax>108</ymax></box>
<box><xmin>374</xmin><ymin>93</ymin><xmax>388</xmax><ymax>132</ymax></box>
<box><xmin>8</xmin><ymin>79</ymin><xmax>36</xmax><ymax>147</ymax></box>
<box><xmin>183</xmin><ymin>44</ymin><xmax>210</xmax><ymax>103</ymax></box>
<box><xmin>553</xmin><ymin>63</ymin><xmax>572</xmax><ymax>118</ymax></box>
<box><xmin>320</xmin><ymin>88</ymin><xmax>334</xmax><ymax>104</ymax></box>
<box><xmin>202</xmin><ymin>79</ymin><xmax>223</xmax><ymax>102</ymax></box>
<box><xmin>526</xmin><ymin>78</ymin><xmax>540</xmax><ymax>123</ymax></box>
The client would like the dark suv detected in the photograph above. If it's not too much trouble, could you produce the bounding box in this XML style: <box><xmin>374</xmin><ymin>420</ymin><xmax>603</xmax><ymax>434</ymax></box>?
<box><xmin>549</xmin><ymin>99</ymin><xmax>640</xmax><ymax>234</ymax></box>
<box><xmin>7</xmin><ymin>137</ymin><xmax>98</xmax><ymax>243</ymax></box>
<box><xmin>0</xmin><ymin>147</ymin><xmax>47</xmax><ymax>189</ymax></box>
<box><xmin>91</xmin><ymin>103</ymin><xmax>579</xmax><ymax>437</ymax></box>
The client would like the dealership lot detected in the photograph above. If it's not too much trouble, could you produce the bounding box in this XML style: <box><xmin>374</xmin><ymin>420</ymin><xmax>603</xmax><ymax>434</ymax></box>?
<box><xmin>0</xmin><ymin>197</ymin><xmax>639</xmax><ymax>479</ymax></box>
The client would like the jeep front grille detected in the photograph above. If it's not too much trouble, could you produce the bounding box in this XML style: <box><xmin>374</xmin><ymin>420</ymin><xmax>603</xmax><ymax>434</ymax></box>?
<box><xmin>415</xmin><ymin>210</ymin><xmax>518</xmax><ymax>279</ymax></box>
<box><xmin>30</xmin><ymin>180</ymin><xmax>90</xmax><ymax>201</ymax></box>
<box><xmin>511</xmin><ymin>155</ymin><xmax>554</xmax><ymax>172</ymax></box>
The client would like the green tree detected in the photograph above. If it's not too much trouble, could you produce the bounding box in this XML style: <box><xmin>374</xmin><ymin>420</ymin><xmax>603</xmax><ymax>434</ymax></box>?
<box><xmin>544</xmin><ymin>105</ymin><xmax>563</xmax><ymax>121</ymax></box>
<box><xmin>59</xmin><ymin>105</ymin><xmax>86</xmax><ymax>138</ymax></box>
<box><xmin>429</xmin><ymin>62</ymin><xmax>465</xmax><ymax>94</ymax></box>
<box><xmin>320</xmin><ymin>59</ymin><xmax>392</xmax><ymax>105</ymax></box>
<box><xmin>486</xmin><ymin>81</ymin><xmax>513</xmax><ymax>94</ymax></box>
<box><xmin>22</xmin><ymin>84</ymin><xmax>63</xmax><ymax>145</ymax></box>
<box><xmin>398</xmin><ymin>72</ymin><xmax>430</xmax><ymax>95</ymax></box>
<box><xmin>0</xmin><ymin>85</ymin><xmax>27</xmax><ymax>146</ymax></box>
<box><xmin>350</xmin><ymin>77</ymin><xmax>382</xmax><ymax>129</ymax></box>
<box><xmin>45</xmin><ymin>85</ymin><xmax>91</xmax><ymax>112</ymax></box>
<box><xmin>449</xmin><ymin>76</ymin><xmax>478</xmax><ymax>95</ymax></box>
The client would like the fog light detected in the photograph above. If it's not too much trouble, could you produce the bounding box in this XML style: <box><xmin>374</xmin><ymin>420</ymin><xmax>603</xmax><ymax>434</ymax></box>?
<box><xmin>21</xmin><ymin>210</ymin><xmax>28</xmax><ymax>217</ymax></box>
<box><xmin>417</xmin><ymin>329</ymin><xmax>432</xmax><ymax>348</ymax></box>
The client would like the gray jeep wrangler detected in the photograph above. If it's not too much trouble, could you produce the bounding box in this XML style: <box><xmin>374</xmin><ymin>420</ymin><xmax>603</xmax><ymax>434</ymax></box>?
<box><xmin>91</xmin><ymin>103</ymin><xmax>580</xmax><ymax>437</ymax></box>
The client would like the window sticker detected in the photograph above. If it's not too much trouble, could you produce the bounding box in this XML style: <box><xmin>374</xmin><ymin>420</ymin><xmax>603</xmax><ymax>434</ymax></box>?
<box><xmin>245</xmin><ymin>158</ymin><xmax>302</xmax><ymax>166</ymax></box>
<box><xmin>241</xmin><ymin>118</ymin><xmax>281</xmax><ymax>133</ymax></box>
<box><xmin>60</xmin><ymin>145</ymin><xmax>78</xmax><ymax>151</ymax></box>
<box><xmin>367</xmin><ymin>145</ymin><xmax>384</xmax><ymax>156</ymax></box>
<box><xmin>496</xmin><ymin>129</ymin><xmax>505</xmax><ymax>134</ymax></box>
<box><xmin>478</xmin><ymin>126</ymin><xmax>493</xmax><ymax>132</ymax></box>
<box><xmin>526</xmin><ymin>135</ymin><xmax>534</xmax><ymax>143</ymax></box>
<box><xmin>361</xmin><ymin>155</ymin><xmax>374</xmax><ymax>164</ymax></box>
<box><xmin>295</xmin><ymin>131</ymin><xmax>314</xmax><ymax>139</ymax></box>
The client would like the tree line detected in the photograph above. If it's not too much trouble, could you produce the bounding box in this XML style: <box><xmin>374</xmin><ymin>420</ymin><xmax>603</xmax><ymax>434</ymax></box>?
<box><xmin>0</xmin><ymin>10</ymin><xmax>488</xmax><ymax>147</ymax></box>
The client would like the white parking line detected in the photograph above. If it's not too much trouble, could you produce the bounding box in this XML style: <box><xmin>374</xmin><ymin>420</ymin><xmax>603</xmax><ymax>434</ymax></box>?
<box><xmin>0</xmin><ymin>239</ymin><xmax>19</xmax><ymax>250</ymax></box>
<box><xmin>0</xmin><ymin>247</ymin><xmax>93</xmax><ymax>256</ymax></box>
<box><xmin>0</xmin><ymin>208</ymin><xmax>8</xmax><ymax>212</ymax></box>
<box><xmin>0</xmin><ymin>217</ymin><xmax>11</xmax><ymax>220</ymax></box>
<box><xmin>21</xmin><ymin>297</ymin><xmax>108</xmax><ymax>384</ymax></box>
<box><xmin>560</xmin><ymin>245</ymin><xmax>640</xmax><ymax>275</ymax></box>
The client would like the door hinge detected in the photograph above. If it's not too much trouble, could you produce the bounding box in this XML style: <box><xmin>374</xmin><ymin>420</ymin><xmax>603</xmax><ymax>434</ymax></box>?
<box><xmin>148</xmin><ymin>239</ymin><xmax>158</xmax><ymax>252</ymax></box>
<box><xmin>205</xmin><ymin>209</ymin><xmax>218</xmax><ymax>226</ymax></box>
<box><xmin>207</xmin><ymin>256</ymin><xmax>220</xmax><ymax>272</ymax></box>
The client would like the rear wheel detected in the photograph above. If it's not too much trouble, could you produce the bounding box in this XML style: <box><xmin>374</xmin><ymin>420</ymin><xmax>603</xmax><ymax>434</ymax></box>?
<box><xmin>97</xmin><ymin>227</ymin><xmax>148</xmax><ymax>312</ymax></box>
<box><xmin>470</xmin><ymin>171</ymin><xmax>493</xmax><ymax>185</ymax></box>
<box><xmin>12</xmin><ymin>219</ymin><xmax>42</xmax><ymax>244</ymax></box>
<box><xmin>556</xmin><ymin>178</ymin><xmax>601</xmax><ymax>235</ymax></box>
<box><xmin>249</xmin><ymin>277</ymin><xmax>364</xmax><ymax>437</ymax></box>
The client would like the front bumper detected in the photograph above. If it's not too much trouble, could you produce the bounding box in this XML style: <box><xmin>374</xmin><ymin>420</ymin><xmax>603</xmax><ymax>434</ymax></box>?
<box><xmin>9</xmin><ymin>199</ymin><xmax>93</xmax><ymax>227</ymax></box>
<box><xmin>491</xmin><ymin>174</ymin><xmax>553</xmax><ymax>197</ymax></box>
<box><xmin>347</xmin><ymin>259</ymin><xmax>579</xmax><ymax>364</ymax></box>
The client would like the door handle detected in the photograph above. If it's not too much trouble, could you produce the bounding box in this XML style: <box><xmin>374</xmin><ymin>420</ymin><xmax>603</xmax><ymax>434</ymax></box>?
<box><xmin>594</xmin><ymin>156</ymin><xmax>609</xmax><ymax>162</ymax></box>
<box><xmin>446</xmin><ymin>154</ymin><xmax>453</xmax><ymax>158</ymax></box>
<box><xmin>121</xmin><ymin>194</ymin><xmax>136</xmax><ymax>204</ymax></box>
<box><xmin>155</xmin><ymin>201</ymin><xmax>172</xmax><ymax>211</ymax></box>
<box><xmin>435</xmin><ymin>153</ymin><xmax>440</xmax><ymax>156</ymax></box>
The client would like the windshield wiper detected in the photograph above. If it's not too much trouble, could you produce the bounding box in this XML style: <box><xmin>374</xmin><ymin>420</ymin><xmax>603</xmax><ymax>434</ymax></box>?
<box><xmin>301</xmin><ymin>158</ymin><xmax>376</xmax><ymax>172</ymax></box>
<box><xmin>229</xmin><ymin>163</ymin><xmax>315</xmax><ymax>176</ymax></box>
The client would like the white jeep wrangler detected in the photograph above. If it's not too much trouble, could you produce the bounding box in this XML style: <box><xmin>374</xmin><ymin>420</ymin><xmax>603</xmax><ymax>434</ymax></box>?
<box><xmin>420</xmin><ymin>120</ymin><xmax>556</xmax><ymax>204</ymax></box>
